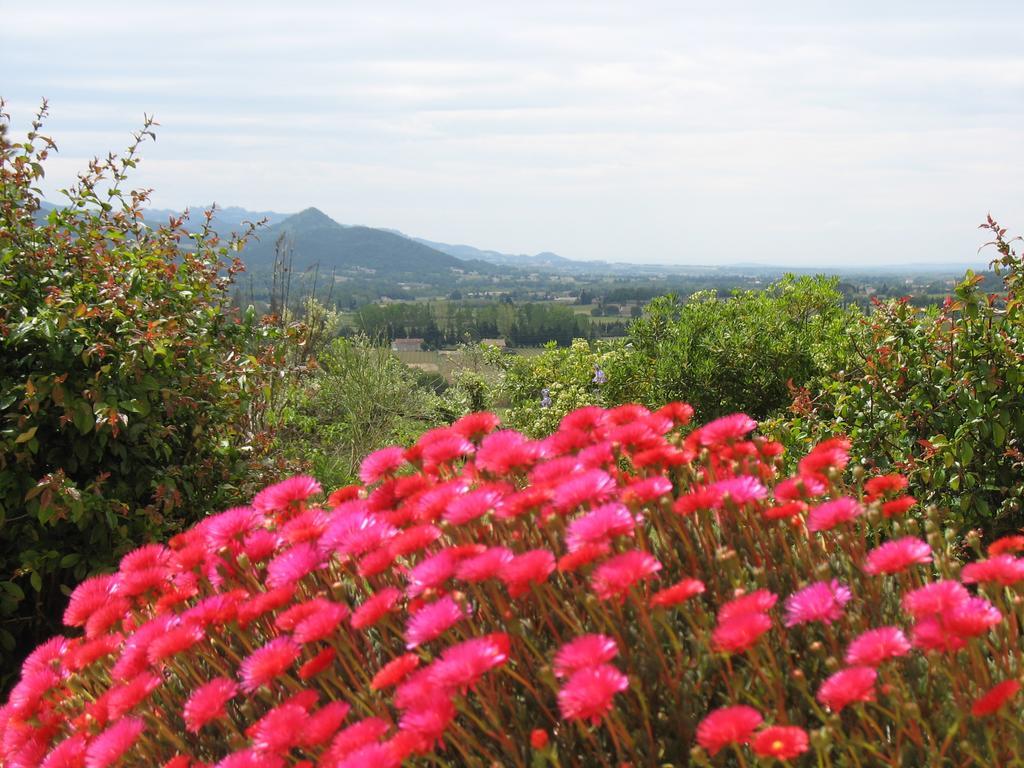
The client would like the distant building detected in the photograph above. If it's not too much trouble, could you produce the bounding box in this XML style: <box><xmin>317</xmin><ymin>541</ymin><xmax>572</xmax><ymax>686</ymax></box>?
<box><xmin>391</xmin><ymin>338</ymin><xmax>424</xmax><ymax>352</ymax></box>
<box><xmin>480</xmin><ymin>338</ymin><xmax>507</xmax><ymax>349</ymax></box>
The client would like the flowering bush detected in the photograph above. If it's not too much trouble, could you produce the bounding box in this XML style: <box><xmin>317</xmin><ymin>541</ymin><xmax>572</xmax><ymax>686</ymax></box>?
<box><xmin>4</xmin><ymin>404</ymin><xmax>1024</xmax><ymax>766</ymax></box>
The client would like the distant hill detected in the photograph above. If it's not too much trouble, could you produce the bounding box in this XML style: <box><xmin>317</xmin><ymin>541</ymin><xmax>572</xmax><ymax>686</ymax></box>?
<box><xmin>237</xmin><ymin>207</ymin><xmax>501</xmax><ymax>280</ymax></box>
<box><xmin>407</xmin><ymin>237</ymin><xmax>582</xmax><ymax>271</ymax></box>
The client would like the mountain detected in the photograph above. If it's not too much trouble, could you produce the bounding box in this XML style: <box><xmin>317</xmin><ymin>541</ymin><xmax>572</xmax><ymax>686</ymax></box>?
<box><xmin>143</xmin><ymin>205</ymin><xmax>292</xmax><ymax>232</ymax></box>
<box><xmin>407</xmin><ymin>237</ymin><xmax>582</xmax><ymax>271</ymax></box>
<box><xmin>237</xmin><ymin>207</ymin><xmax>500</xmax><ymax>279</ymax></box>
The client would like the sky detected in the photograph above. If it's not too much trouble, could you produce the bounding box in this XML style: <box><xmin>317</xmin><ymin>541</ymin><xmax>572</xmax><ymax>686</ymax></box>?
<box><xmin>3</xmin><ymin>1</ymin><xmax>1023</xmax><ymax>267</ymax></box>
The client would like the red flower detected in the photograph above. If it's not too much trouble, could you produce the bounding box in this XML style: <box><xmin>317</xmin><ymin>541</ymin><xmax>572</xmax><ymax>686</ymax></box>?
<box><xmin>351</xmin><ymin>587</ymin><xmax>402</xmax><ymax>630</ymax></box>
<box><xmin>557</xmin><ymin>664</ymin><xmax>629</xmax><ymax>724</ymax></box>
<box><xmin>752</xmin><ymin>725</ymin><xmax>810</xmax><ymax>760</ymax></box>
<box><xmin>530</xmin><ymin>729</ymin><xmax>549</xmax><ymax>749</ymax></box>
<box><xmin>817</xmin><ymin>666</ymin><xmax>877</xmax><ymax>712</ymax></box>
<box><xmin>499</xmin><ymin>549</ymin><xmax>556</xmax><ymax>597</ymax></box>
<box><xmin>696</xmin><ymin>705</ymin><xmax>763</xmax><ymax>756</ymax></box>
<box><xmin>881</xmin><ymin>496</ymin><xmax>916</xmax><ymax>518</ymax></box>
<box><xmin>718</xmin><ymin>589</ymin><xmax>778</xmax><ymax>622</ymax></box>
<box><xmin>293</xmin><ymin>601</ymin><xmax>349</xmax><ymax>644</ymax></box>
<box><xmin>183</xmin><ymin>678</ymin><xmax>239</xmax><ymax>732</ymax></box>
<box><xmin>864</xmin><ymin>473</ymin><xmax>908</xmax><ymax>501</ymax></box>
<box><xmin>972</xmin><ymin>680</ymin><xmax>1021</xmax><ymax>717</ymax></box>
<box><xmin>456</xmin><ymin>547</ymin><xmax>514</xmax><ymax>582</ymax></box>
<box><xmin>372</xmin><ymin>654</ymin><xmax>422</xmax><ymax>691</ymax></box>
<box><xmin>476</xmin><ymin>430</ymin><xmax>540</xmax><ymax>474</ymax></box>
<box><xmin>590</xmin><ymin>550</ymin><xmax>662</xmax><ymax>602</ymax></box>
<box><xmin>961</xmin><ymin>555</ymin><xmax>1024</xmax><ymax>586</ymax></box>
<box><xmin>298</xmin><ymin>647</ymin><xmax>337</xmax><ymax>680</ymax></box>
<box><xmin>989</xmin><ymin>535</ymin><xmax>1024</xmax><ymax>556</ymax></box>
<box><xmin>649</xmin><ymin>578</ymin><xmax>706</xmax><ymax>608</ymax></box>
<box><xmin>63</xmin><ymin>575</ymin><xmax>116</xmax><ymax>627</ymax></box>
<box><xmin>712</xmin><ymin>612</ymin><xmax>772</xmax><ymax>653</ymax></box>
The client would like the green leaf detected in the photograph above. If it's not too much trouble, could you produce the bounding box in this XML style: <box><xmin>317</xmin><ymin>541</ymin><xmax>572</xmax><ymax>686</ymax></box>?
<box><xmin>993</xmin><ymin>422</ymin><xmax>1006</xmax><ymax>447</ymax></box>
<box><xmin>73</xmin><ymin>400</ymin><xmax>94</xmax><ymax>434</ymax></box>
<box><xmin>59</xmin><ymin>553</ymin><xmax>81</xmax><ymax>568</ymax></box>
<box><xmin>30</xmin><ymin>571</ymin><xmax>42</xmax><ymax>592</ymax></box>
<box><xmin>0</xmin><ymin>629</ymin><xmax>15</xmax><ymax>652</ymax></box>
<box><xmin>959</xmin><ymin>441</ymin><xmax>974</xmax><ymax>465</ymax></box>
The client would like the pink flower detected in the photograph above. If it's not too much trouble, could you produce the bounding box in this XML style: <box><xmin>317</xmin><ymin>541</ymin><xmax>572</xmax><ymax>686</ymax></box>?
<box><xmin>864</xmin><ymin>538</ymin><xmax>933</xmax><ymax>575</ymax></box>
<box><xmin>107</xmin><ymin>673</ymin><xmax>162</xmax><ymax>720</ymax></box>
<box><xmin>359</xmin><ymin>446</ymin><xmax>406</xmax><ymax>484</ymax></box>
<box><xmin>476</xmin><ymin>430</ymin><xmax>540</xmax><ymax>474</ymax></box>
<box><xmin>499</xmin><ymin>549</ymin><xmax>556</xmax><ymax>597</ymax></box>
<box><xmin>817</xmin><ymin>666</ymin><xmax>877</xmax><ymax>712</ymax></box>
<box><xmin>247</xmin><ymin>702</ymin><xmax>309</xmax><ymax>754</ymax></box>
<box><xmin>911</xmin><ymin>616</ymin><xmax>966</xmax><ymax>653</ymax></box>
<box><xmin>552</xmin><ymin>469</ymin><xmax>618</xmax><ymax>512</ymax></box>
<box><xmin>406</xmin><ymin>550</ymin><xmax>459</xmax><ymax>597</ymax></box>
<box><xmin>943</xmin><ymin>597</ymin><xmax>1002</xmax><ymax>638</ymax></box>
<box><xmin>266</xmin><ymin>543</ymin><xmax>322</xmax><ymax>589</ymax></box>
<box><xmin>902</xmin><ymin>580</ymin><xmax>970</xmax><ymax>618</ymax></box>
<box><xmin>590</xmin><ymin>550</ymin><xmax>662</xmax><ymax>601</ymax></box>
<box><xmin>708</xmin><ymin>476</ymin><xmax>768</xmax><ymax>506</ymax></box>
<box><xmin>565</xmin><ymin>504</ymin><xmax>635</xmax><ymax>552</ymax></box>
<box><xmin>306</xmin><ymin>700</ymin><xmax>353</xmax><ymax>746</ymax></box>
<box><xmin>405</xmin><ymin>595</ymin><xmax>469</xmax><ymax>648</ymax></box>
<box><xmin>63</xmin><ymin>574</ymin><xmax>116</xmax><ymax>628</ymax></box>
<box><xmin>696</xmin><ymin>706</ymin><xmax>763</xmax><ymax>756</ymax></box>
<box><xmin>387</xmin><ymin>524</ymin><xmax>443</xmax><ymax>559</ymax></box>
<box><xmin>327</xmin><ymin>718</ymin><xmax>391</xmax><ymax>761</ymax></box>
<box><xmin>844</xmin><ymin>626</ymin><xmax>911</xmax><ymax>666</ymax></box>
<box><xmin>784</xmin><ymin>580</ymin><xmax>852</xmax><ymax>627</ymax></box>
<box><xmin>293</xmin><ymin>601</ymin><xmax>349</xmax><ymax>644</ymax></box>
<box><xmin>299</xmin><ymin>647</ymin><xmax>337</xmax><ymax>680</ymax></box>
<box><xmin>649</xmin><ymin>578</ymin><xmax>706</xmax><ymax>608</ymax></box>
<box><xmin>807</xmin><ymin>497</ymin><xmax>862</xmax><ymax>532</ymax></box>
<box><xmin>239</xmin><ymin>637</ymin><xmax>301</xmax><ymax>693</ymax></box>
<box><xmin>443</xmin><ymin>486</ymin><xmax>506</xmax><ymax>525</ymax></box>
<box><xmin>455</xmin><ymin>547</ymin><xmax>514</xmax><ymax>582</ymax></box>
<box><xmin>961</xmin><ymin>555</ymin><xmax>1024</xmax><ymax>586</ymax></box>
<box><xmin>557</xmin><ymin>664</ymin><xmax>629</xmax><ymax>724</ymax></box>
<box><xmin>204</xmin><ymin>506</ymin><xmax>263</xmax><ymax>552</ymax></box>
<box><xmin>428</xmin><ymin>633</ymin><xmax>510</xmax><ymax>691</ymax></box>
<box><xmin>399</xmin><ymin>693</ymin><xmax>456</xmax><ymax>752</ymax></box>
<box><xmin>621</xmin><ymin>476</ymin><xmax>674</xmax><ymax>504</ymax></box>
<box><xmin>553</xmin><ymin>634</ymin><xmax>619</xmax><ymax>679</ymax></box>
<box><xmin>697</xmin><ymin>413</ymin><xmax>757</xmax><ymax>446</ymax></box>
<box><xmin>40</xmin><ymin>734</ymin><xmax>88</xmax><ymax>768</ymax></box>
<box><xmin>85</xmin><ymin>716</ymin><xmax>144</xmax><ymax>768</ymax></box>
<box><xmin>252</xmin><ymin>476</ymin><xmax>321</xmax><ymax>515</ymax></box>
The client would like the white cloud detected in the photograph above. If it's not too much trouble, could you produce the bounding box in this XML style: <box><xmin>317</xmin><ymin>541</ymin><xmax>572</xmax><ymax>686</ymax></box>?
<box><xmin>3</xmin><ymin>0</ymin><xmax>1022</xmax><ymax>265</ymax></box>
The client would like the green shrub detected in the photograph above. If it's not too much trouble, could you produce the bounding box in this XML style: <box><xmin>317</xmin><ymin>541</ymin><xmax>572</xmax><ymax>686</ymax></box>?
<box><xmin>270</xmin><ymin>335</ymin><xmax>443</xmax><ymax>488</ymax></box>
<box><xmin>0</xmin><ymin>104</ymin><xmax>272</xmax><ymax>680</ymax></box>
<box><xmin>489</xmin><ymin>275</ymin><xmax>855</xmax><ymax>436</ymax></box>
<box><xmin>773</xmin><ymin>218</ymin><xmax>1024</xmax><ymax>537</ymax></box>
